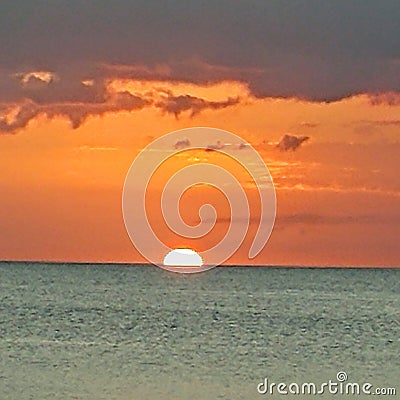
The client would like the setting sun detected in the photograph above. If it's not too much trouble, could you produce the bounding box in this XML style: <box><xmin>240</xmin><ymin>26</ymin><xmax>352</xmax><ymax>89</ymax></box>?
<box><xmin>163</xmin><ymin>248</ymin><xmax>203</xmax><ymax>268</ymax></box>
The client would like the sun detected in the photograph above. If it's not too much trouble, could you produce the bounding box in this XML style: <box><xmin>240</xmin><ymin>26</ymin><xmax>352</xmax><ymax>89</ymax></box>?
<box><xmin>163</xmin><ymin>248</ymin><xmax>203</xmax><ymax>268</ymax></box>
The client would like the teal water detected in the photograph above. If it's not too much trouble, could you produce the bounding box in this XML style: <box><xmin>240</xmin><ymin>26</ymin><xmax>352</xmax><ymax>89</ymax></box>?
<box><xmin>0</xmin><ymin>263</ymin><xmax>398</xmax><ymax>399</ymax></box>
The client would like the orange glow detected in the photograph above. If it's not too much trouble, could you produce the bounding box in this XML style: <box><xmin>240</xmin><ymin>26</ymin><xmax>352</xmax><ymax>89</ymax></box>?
<box><xmin>0</xmin><ymin>79</ymin><xmax>399</xmax><ymax>266</ymax></box>
<box><xmin>108</xmin><ymin>79</ymin><xmax>250</xmax><ymax>101</ymax></box>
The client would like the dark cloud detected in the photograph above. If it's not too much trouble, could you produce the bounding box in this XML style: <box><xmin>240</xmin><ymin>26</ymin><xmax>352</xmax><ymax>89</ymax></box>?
<box><xmin>277</xmin><ymin>135</ymin><xmax>309</xmax><ymax>151</ymax></box>
<box><xmin>174</xmin><ymin>138</ymin><xmax>191</xmax><ymax>149</ymax></box>
<box><xmin>100</xmin><ymin>60</ymin><xmax>263</xmax><ymax>87</ymax></box>
<box><xmin>0</xmin><ymin>100</ymin><xmax>38</xmax><ymax>133</ymax></box>
<box><xmin>0</xmin><ymin>91</ymin><xmax>150</xmax><ymax>133</ymax></box>
<box><xmin>368</xmin><ymin>92</ymin><xmax>400</xmax><ymax>106</ymax></box>
<box><xmin>156</xmin><ymin>94</ymin><xmax>239</xmax><ymax>118</ymax></box>
<box><xmin>0</xmin><ymin>1</ymin><xmax>399</xmax><ymax>105</ymax></box>
<box><xmin>0</xmin><ymin>88</ymin><xmax>240</xmax><ymax>133</ymax></box>
<box><xmin>205</xmin><ymin>140</ymin><xmax>225</xmax><ymax>151</ymax></box>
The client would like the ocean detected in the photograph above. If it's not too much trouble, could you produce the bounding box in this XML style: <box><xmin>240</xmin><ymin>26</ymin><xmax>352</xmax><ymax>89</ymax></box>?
<box><xmin>0</xmin><ymin>262</ymin><xmax>398</xmax><ymax>399</ymax></box>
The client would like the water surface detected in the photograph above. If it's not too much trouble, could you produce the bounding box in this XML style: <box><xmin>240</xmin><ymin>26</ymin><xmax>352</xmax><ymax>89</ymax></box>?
<box><xmin>0</xmin><ymin>263</ymin><xmax>398</xmax><ymax>399</ymax></box>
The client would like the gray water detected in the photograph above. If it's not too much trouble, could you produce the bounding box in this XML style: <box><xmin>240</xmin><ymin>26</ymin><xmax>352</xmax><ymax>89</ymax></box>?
<box><xmin>0</xmin><ymin>263</ymin><xmax>398</xmax><ymax>399</ymax></box>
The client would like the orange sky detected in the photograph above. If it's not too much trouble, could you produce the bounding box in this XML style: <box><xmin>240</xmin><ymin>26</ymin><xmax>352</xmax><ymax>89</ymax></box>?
<box><xmin>0</xmin><ymin>79</ymin><xmax>399</xmax><ymax>266</ymax></box>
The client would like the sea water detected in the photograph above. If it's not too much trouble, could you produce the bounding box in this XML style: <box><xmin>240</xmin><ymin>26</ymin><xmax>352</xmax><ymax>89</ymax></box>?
<box><xmin>0</xmin><ymin>262</ymin><xmax>398</xmax><ymax>399</ymax></box>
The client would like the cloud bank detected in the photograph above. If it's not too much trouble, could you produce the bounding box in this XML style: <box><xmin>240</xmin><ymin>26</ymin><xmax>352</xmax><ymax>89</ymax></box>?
<box><xmin>0</xmin><ymin>81</ymin><xmax>241</xmax><ymax>132</ymax></box>
<box><xmin>0</xmin><ymin>1</ymin><xmax>399</xmax><ymax>132</ymax></box>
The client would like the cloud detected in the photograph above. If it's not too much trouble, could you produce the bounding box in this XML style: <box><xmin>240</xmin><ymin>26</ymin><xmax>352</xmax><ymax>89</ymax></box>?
<box><xmin>277</xmin><ymin>183</ymin><xmax>400</xmax><ymax>197</ymax></box>
<box><xmin>191</xmin><ymin>212</ymin><xmax>400</xmax><ymax>230</ymax></box>
<box><xmin>0</xmin><ymin>79</ymin><xmax>241</xmax><ymax>133</ymax></box>
<box><xmin>0</xmin><ymin>100</ymin><xmax>39</xmax><ymax>133</ymax></box>
<box><xmin>0</xmin><ymin>91</ymin><xmax>150</xmax><ymax>133</ymax></box>
<box><xmin>277</xmin><ymin>134</ymin><xmax>310</xmax><ymax>151</ymax></box>
<box><xmin>100</xmin><ymin>60</ymin><xmax>263</xmax><ymax>87</ymax></box>
<box><xmin>174</xmin><ymin>138</ymin><xmax>191</xmax><ymax>149</ymax></box>
<box><xmin>279</xmin><ymin>213</ymin><xmax>371</xmax><ymax>225</ymax></box>
<box><xmin>357</xmin><ymin>119</ymin><xmax>400</xmax><ymax>127</ymax></box>
<box><xmin>352</xmin><ymin>118</ymin><xmax>400</xmax><ymax>136</ymax></box>
<box><xmin>197</xmin><ymin>212</ymin><xmax>400</xmax><ymax>228</ymax></box>
<box><xmin>81</xmin><ymin>79</ymin><xmax>95</xmax><ymax>87</ymax></box>
<box><xmin>155</xmin><ymin>94</ymin><xmax>239</xmax><ymax>118</ymax></box>
<box><xmin>0</xmin><ymin>2</ymin><xmax>399</xmax><ymax>104</ymax></box>
<box><xmin>205</xmin><ymin>140</ymin><xmax>225</xmax><ymax>151</ymax></box>
<box><xmin>368</xmin><ymin>92</ymin><xmax>400</xmax><ymax>106</ymax></box>
<box><xmin>299</xmin><ymin>121</ymin><xmax>319</xmax><ymax>129</ymax></box>
<box><xmin>15</xmin><ymin>71</ymin><xmax>58</xmax><ymax>86</ymax></box>
<box><xmin>275</xmin><ymin>213</ymin><xmax>400</xmax><ymax>229</ymax></box>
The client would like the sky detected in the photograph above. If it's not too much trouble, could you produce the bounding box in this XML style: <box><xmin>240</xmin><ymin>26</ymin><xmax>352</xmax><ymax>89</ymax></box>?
<box><xmin>0</xmin><ymin>1</ymin><xmax>399</xmax><ymax>266</ymax></box>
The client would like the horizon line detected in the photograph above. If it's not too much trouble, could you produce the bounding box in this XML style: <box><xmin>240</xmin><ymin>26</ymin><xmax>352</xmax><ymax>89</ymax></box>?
<box><xmin>0</xmin><ymin>259</ymin><xmax>398</xmax><ymax>269</ymax></box>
